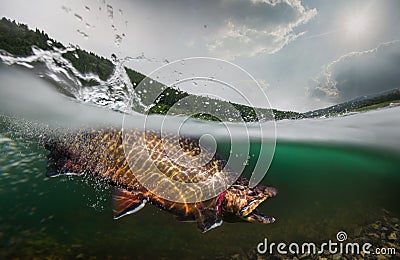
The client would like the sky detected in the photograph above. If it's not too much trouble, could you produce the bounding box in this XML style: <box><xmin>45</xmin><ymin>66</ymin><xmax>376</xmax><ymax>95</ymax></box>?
<box><xmin>1</xmin><ymin>0</ymin><xmax>400</xmax><ymax>112</ymax></box>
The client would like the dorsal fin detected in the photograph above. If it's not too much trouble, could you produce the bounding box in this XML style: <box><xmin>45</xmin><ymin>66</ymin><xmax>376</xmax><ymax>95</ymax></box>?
<box><xmin>112</xmin><ymin>187</ymin><xmax>147</xmax><ymax>219</ymax></box>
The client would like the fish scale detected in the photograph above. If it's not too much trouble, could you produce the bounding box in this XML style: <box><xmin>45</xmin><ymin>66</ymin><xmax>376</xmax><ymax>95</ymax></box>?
<box><xmin>44</xmin><ymin>128</ymin><xmax>277</xmax><ymax>232</ymax></box>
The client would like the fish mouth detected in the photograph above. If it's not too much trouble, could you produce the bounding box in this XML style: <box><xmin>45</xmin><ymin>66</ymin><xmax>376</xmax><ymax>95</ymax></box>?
<box><xmin>239</xmin><ymin>187</ymin><xmax>277</xmax><ymax>224</ymax></box>
<box><xmin>242</xmin><ymin>208</ymin><xmax>276</xmax><ymax>224</ymax></box>
<box><xmin>240</xmin><ymin>197</ymin><xmax>268</xmax><ymax>217</ymax></box>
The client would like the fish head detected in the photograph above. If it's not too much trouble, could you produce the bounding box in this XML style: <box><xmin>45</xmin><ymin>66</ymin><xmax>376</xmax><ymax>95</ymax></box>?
<box><xmin>220</xmin><ymin>177</ymin><xmax>277</xmax><ymax>224</ymax></box>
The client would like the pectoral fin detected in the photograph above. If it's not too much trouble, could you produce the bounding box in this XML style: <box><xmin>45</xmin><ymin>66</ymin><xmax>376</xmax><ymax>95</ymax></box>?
<box><xmin>195</xmin><ymin>209</ymin><xmax>223</xmax><ymax>233</ymax></box>
<box><xmin>112</xmin><ymin>187</ymin><xmax>147</xmax><ymax>219</ymax></box>
<box><xmin>45</xmin><ymin>155</ymin><xmax>84</xmax><ymax>177</ymax></box>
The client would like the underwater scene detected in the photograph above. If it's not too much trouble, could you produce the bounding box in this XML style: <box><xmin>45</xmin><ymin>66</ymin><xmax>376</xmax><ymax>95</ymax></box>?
<box><xmin>1</xmin><ymin>1</ymin><xmax>400</xmax><ymax>259</ymax></box>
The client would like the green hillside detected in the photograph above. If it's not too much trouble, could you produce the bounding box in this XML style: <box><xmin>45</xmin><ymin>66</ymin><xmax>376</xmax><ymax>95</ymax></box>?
<box><xmin>0</xmin><ymin>17</ymin><xmax>304</xmax><ymax>122</ymax></box>
<box><xmin>305</xmin><ymin>89</ymin><xmax>400</xmax><ymax>118</ymax></box>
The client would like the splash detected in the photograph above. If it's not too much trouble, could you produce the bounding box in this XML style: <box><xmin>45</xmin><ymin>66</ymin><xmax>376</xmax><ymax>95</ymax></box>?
<box><xmin>0</xmin><ymin>46</ymin><xmax>147</xmax><ymax>112</ymax></box>
<box><xmin>106</xmin><ymin>4</ymin><xmax>114</xmax><ymax>20</ymax></box>
<box><xmin>74</xmin><ymin>13</ymin><xmax>83</xmax><ymax>21</ymax></box>
<box><xmin>77</xmin><ymin>54</ymin><xmax>148</xmax><ymax>112</ymax></box>
<box><xmin>77</xmin><ymin>29</ymin><xmax>89</xmax><ymax>39</ymax></box>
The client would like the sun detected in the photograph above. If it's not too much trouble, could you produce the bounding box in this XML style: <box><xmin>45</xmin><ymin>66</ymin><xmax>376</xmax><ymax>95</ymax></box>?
<box><xmin>344</xmin><ymin>14</ymin><xmax>368</xmax><ymax>36</ymax></box>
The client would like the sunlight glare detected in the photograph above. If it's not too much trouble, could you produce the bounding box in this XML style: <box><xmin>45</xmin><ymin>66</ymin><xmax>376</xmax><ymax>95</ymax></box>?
<box><xmin>345</xmin><ymin>14</ymin><xmax>368</xmax><ymax>36</ymax></box>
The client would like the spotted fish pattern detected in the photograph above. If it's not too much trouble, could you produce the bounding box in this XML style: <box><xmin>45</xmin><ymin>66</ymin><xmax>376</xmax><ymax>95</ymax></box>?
<box><xmin>44</xmin><ymin>129</ymin><xmax>277</xmax><ymax>232</ymax></box>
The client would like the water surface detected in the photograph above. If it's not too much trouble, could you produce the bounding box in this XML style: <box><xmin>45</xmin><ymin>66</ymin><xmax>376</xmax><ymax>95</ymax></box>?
<box><xmin>0</xmin><ymin>57</ymin><xmax>399</xmax><ymax>259</ymax></box>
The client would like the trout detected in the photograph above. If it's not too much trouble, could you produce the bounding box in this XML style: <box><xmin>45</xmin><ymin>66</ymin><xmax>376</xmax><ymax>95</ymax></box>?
<box><xmin>44</xmin><ymin>129</ymin><xmax>277</xmax><ymax>232</ymax></box>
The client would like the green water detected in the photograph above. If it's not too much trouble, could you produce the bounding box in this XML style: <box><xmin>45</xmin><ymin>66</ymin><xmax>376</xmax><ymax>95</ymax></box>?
<box><xmin>0</xmin><ymin>132</ymin><xmax>399</xmax><ymax>258</ymax></box>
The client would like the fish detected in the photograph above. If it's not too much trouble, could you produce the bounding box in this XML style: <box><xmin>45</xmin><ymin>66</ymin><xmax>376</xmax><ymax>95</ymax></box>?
<box><xmin>43</xmin><ymin>129</ymin><xmax>277</xmax><ymax>232</ymax></box>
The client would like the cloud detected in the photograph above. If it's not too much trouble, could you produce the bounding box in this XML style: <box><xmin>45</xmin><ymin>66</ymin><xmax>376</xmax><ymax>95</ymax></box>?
<box><xmin>206</xmin><ymin>0</ymin><xmax>317</xmax><ymax>59</ymax></box>
<box><xmin>309</xmin><ymin>40</ymin><xmax>400</xmax><ymax>103</ymax></box>
<box><xmin>0</xmin><ymin>0</ymin><xmax>317</xmax><ymax>66</ymax></box>
<box><xmin>123</xmin><ymin>0</ymin><xmax>316</xmax><ymax>60</ymax></box>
